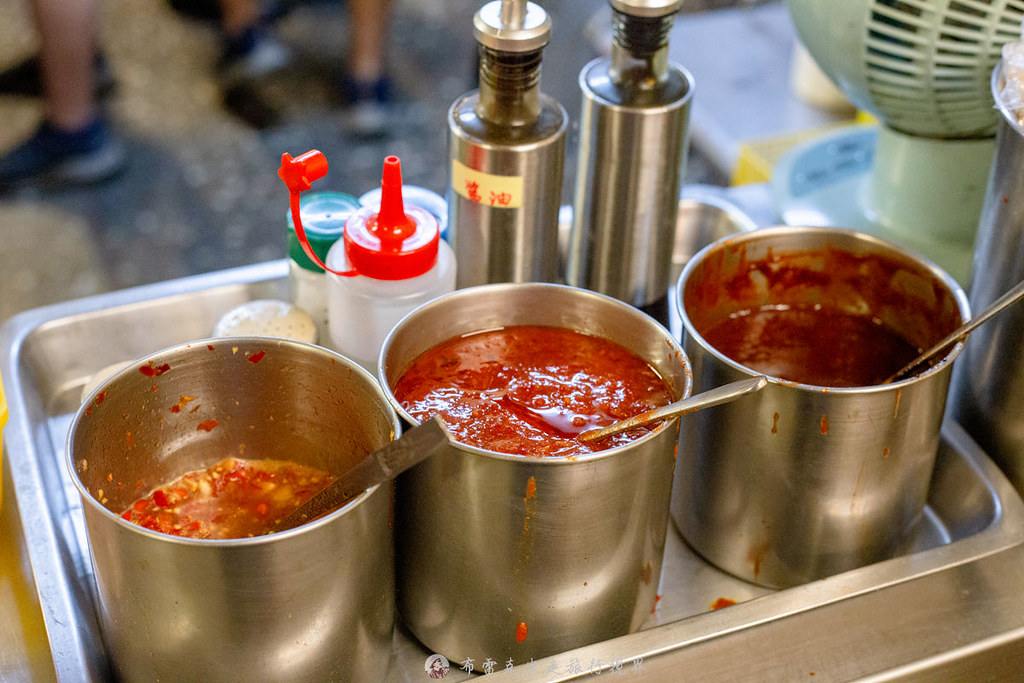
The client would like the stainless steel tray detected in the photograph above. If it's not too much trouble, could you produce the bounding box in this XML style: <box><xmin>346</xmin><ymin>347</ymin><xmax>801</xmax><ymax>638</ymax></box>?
<box><xmin>4</xmin><ymin>260</ymin><xmax>1024</xmax><ymax>682</ymax></box>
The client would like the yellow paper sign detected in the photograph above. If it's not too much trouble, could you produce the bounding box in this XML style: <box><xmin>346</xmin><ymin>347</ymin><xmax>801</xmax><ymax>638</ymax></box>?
<box><xmin>451</xmin><ymin>159</ymin><xmax>524</xmax><ymax>209</ymax></box>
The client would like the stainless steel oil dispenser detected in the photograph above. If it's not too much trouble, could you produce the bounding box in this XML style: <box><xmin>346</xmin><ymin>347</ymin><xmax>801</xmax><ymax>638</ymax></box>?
<box><xmin>567</xmin><ymin>0</ymin><xmax>694</xmax><ymax>314</ymax></box>
<box><xmin>447</xmin><ymin>0</ymin><xmax>568</xmax><ymax>287</ymax></box>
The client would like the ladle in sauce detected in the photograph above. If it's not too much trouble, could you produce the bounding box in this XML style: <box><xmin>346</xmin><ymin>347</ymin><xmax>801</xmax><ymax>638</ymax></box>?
<box><xmin>274</xmin><ymin>415</ymin><xmax>450</xmax><ymax>533</ymax></box>
<box><xmin>883</xmin><ymin>278</ymin><xmax>1024</xmax><ymax>384</ymax></box>
<box><xmin>574</xmin><ymin>376</ymin><xmax>768</xmax><ymax>443</ymax></box>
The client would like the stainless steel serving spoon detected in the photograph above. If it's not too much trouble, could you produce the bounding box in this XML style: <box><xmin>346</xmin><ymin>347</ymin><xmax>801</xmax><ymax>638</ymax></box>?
<box><xmin>577</xmin><ymin>375</ymin><xmax>769</xmax><ymax>443</ymax></box>
<box><xmin>884</xmin><ymin>278</ymin><xmax>1024</xmax><ymax>384</ymax></box>
<box><xmin>276</xmin><ymin>375</ymin><xmax>769</xmax><ymax>530</ymax></box>
<box><xmin>273</xmin><ymin>415</ymin><xmax>450</xmax><ymax>533</ymax></box>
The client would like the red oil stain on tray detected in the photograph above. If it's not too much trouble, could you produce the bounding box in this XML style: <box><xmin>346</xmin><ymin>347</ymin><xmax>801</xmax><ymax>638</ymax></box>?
<box><xmin>711</xmin><ymin>597</ymin><xmax>736</xmax><ymax>610</ymax></box>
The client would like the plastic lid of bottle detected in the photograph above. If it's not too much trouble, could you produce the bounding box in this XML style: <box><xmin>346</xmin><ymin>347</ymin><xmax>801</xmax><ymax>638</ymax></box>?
<box><xmin>344</xmin><ymin>156</ymin><xmax>440</xmax><ymax>281</ymax></box>
<box><xmin>286</xmin><ymin>192</ymin><xmax>362</xmax><ymax>272</ymax></box>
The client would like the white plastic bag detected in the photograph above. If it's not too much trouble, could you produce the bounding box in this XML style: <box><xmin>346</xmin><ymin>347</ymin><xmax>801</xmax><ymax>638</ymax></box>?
<box><xmin>1001</xmin><ymin>38</ymin><xmax>1024</xmax><ymax>125</ymax></box>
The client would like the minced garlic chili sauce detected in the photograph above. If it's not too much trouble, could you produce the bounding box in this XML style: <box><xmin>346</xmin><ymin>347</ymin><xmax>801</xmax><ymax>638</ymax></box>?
<box><xmin>393</xmin><ymin>325</ymin><xmax>674</xmax><ymax>456</ymax></box>
<box><xmin>121</xmin><ymin>457</ymin><xmax>333</xmax><ymax>539</ymax></box>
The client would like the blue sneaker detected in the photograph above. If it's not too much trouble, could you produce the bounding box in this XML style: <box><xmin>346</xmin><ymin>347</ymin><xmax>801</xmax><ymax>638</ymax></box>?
<box><xmin>0</xmin><ymin>117</ymin><xmax>126</xmax><ymax>189</ymax></box>
<box><xmin>219</xmin><ymin>25</ymin><xmax>290</xmax><ymax>84</ymax></box>
<box><xmin>338</xmin><ymin>75</ymin><xmax>395</xmax><ymax>137</ymax></box>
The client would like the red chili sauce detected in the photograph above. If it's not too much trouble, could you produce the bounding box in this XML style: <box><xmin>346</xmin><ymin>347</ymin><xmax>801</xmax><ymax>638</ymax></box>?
<box><xmin>700</xmin><ymin>304</ymin><xmax>920</xmax><ymax>387</ymax></box>
<box><xmin>121</xmin><ymin>457</ymin><xmax>333</xmax><ymax>539</ymax></box>
<box><xmin>685</xmin><ymin>245</ymin><xmax>961</xmax><ymax>388</ymax></box>
<box><xmin>393</xmin><ymin>325</ymin><xmax>674</xmax><ymax>456</ymax></box>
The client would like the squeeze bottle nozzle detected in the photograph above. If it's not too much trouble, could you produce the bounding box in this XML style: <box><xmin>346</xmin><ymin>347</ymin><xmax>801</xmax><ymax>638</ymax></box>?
<box><xmin>373</xmin><ymin>156</ymin><xmax>416</xmax><ymax>248</ymax></box>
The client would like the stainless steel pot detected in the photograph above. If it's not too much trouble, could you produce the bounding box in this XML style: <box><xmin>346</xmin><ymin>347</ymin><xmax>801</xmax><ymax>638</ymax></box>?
<box><xmin>378</xmin><ymin>283</ymin><xmax>692</xmax><ymax>667</ymax></box>
<box><xmin>672</xmin><ymin>227</ymin><xmax>969</xmax><ymax>588</ymax></box>
<box><xmin>949</xmin><ymin>61</ymin><xmax>1024</xmax><ymax>498</ymax></box>
<box><xmin>67</xmin><ymin>337</ymin><xmax>399</xmax><ymax>683</ymax></box>
<box><xmin>670</xmin><ymin>192</ymin><xmax>758</xmax><ymax>284</ymax></box>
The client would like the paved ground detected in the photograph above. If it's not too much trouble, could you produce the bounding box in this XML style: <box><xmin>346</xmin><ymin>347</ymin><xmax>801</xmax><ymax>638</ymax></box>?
<box><xmin>0</xmin><ymin>0</ymin><xmax>732</xmax><ymax>325</ymax></box>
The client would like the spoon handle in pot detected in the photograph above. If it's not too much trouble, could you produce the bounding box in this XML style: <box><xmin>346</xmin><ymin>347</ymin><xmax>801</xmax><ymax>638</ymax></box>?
<box><xmin>273</xmin><ymin>415</ymin><xmax>450</xmax><ymax>533</ymax></box>
<box><xmin>885</xmin><ymin>278</ymin><xmax>1024</xmax><ymax>383</ymax></box>
<box><xmin>578</xmin><ymin>375</ymin><xmax>769</xmax><ymax>444</ymax></box>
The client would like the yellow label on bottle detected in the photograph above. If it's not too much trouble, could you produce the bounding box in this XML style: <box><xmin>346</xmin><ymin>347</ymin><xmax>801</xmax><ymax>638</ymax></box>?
<box><xmin>451</xmin><ymin>159</ymin><xmax>523</xmax><ymax>209</ymax></box>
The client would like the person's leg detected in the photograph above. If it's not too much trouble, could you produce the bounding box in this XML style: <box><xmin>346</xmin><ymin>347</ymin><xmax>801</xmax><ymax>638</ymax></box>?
<box><xmin>346</xmin><ymin>0</ymin><xmax>394</xmax><ymax>83</ymax></box>
<box><xmin>217</xmin><ymin>0</ymin><xmax>288</xmax><ymax>81</ymax></box>
<box><xmin>219</xmin><ymin>0</ymin><xmax>261</xmax><ymax>39</ymax></box>
<box><xmin>34</xmin><ymin>0</ymin><xmax>99</xmax><ymax>131</ymax></box>
<box><xmin>339</xmin><ymin>0</ymin><xmax>395</xmax><ymax>135</ymax></box>
<box><xmin>0</xmin><ymin>0</ymin><xmax>124</xmax><ymax>188</ymax></box>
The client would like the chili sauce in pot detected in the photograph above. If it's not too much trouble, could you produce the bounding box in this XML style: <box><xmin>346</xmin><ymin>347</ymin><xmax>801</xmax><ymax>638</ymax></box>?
<box><xmin>684</xmin><ymin>243</ymin><xmax>963</xmax><ymax>387</ymax></box>
<box><xmin>700</xmin><ymin>304</ymin><xmax>921</xmax><ymax>387</ymax></box>
<box><xmin>393</xmin><ymin>325</ymin><xmax>674</xmax><ymax>456</ymax></box>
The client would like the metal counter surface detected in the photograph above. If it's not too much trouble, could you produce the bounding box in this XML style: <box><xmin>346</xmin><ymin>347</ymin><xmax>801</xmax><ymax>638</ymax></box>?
<box><xmin>1</xmin><ymin>257</ymin><xmax>1024</xmax><ymax>681</ymax></box>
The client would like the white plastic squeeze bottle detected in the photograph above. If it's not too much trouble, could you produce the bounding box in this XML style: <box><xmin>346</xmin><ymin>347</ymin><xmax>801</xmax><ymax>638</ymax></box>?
<box><xmin>325</xmin><ymin>155</ymin><xmax>456</xmax><ymax>372</ymax></box>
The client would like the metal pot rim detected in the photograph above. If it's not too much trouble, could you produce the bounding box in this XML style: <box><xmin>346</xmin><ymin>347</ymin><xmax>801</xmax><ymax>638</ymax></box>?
<box><xmin>675</xmin><ymin>225</ymin><xmax>972</xmax><ymax>389</ymax></box>
<box><xmin>389</xmin><ymin>402</ymin><xmax>678</xmax><ymax>464</ymax></box>
<box><xmin>379</xmin><ymin>281</ymin><xmax>691</xmax><ymax>462</ymax></box>
<box><xmin>67</xmin><ymin>336</ymin><xmax>397</xmax><ymax>547</ymax></box>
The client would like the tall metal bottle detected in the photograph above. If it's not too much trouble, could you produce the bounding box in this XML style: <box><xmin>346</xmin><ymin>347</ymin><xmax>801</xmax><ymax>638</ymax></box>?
<box><xmin>567</xmin><ymin>0</ymin><xmax>693</xmax><ymax>315</ymax></box>
<box><xmin>448</xmin><ymin>0</ymin><xmax>567</xmax><ymax>287</ymax></box>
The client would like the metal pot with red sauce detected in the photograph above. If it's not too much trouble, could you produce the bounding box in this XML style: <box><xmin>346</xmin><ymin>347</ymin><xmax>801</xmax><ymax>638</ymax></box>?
<box><xmin>685</xmin><ymin>243</ymin><xmax>964</xmax><ymax>387</ymax></box>
<box><xmin>674</xmin><ymin>228</ymin><xmax>969</xmax><ymax>588</ymax></box>
<box><xmin>392</xmin><ymin>325</ymin><xmax>674</xmax><ymax>456</ymax></box>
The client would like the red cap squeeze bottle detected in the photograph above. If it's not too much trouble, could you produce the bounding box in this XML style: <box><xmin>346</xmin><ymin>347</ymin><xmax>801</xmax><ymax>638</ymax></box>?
<box><xmin>320</xmin><ymin>154</ymin><xmax>457</xmax><ymax>371</ymax></box>
<box><xmin>343</xmin><ymin>156</ymin><xmax>441</xmax><ymax>280</ymax></box>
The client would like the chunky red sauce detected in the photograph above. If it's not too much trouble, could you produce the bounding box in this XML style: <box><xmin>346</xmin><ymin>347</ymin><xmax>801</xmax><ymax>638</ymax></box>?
<box><xmin>393</xmin><ymin>325</ymin><xmax>674</xmax><ymax>456</ymax></box>
<box><xmin>701</xmin><ymin>304</ymin><xmax>920</xmax><ymax>387</ymax></box>
<box><xmin>121</xmin><ymin>457</ymin><xmax>333</xmax><ymax>538</ymax></box>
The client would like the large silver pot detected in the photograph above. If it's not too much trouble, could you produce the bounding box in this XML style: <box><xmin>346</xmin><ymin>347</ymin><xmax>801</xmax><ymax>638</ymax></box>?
<box><xmin>673</xmin><ymin>227</ymin><xmax>969</xmax><ymax>588</ymax></box>
<box><xmin>67</xmin><ymin>337</ymin><xmax>399</xmax><ymax>682</ymax></box>
<box><xmin>378</xmin><ymin>283</ymin><xmax>692</xmax><ymax>667</ymax></box>
<box><xmin>949</xmin><ymin>61</ymin><xmax>1024</xmax><ymax>497</ymax></box>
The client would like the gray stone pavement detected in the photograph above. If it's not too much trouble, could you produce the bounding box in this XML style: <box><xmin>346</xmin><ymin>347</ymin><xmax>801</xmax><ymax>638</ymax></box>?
<box><xmin>0</xmin><ymin>0</ymin><xmax>734</xmax><ymax>325</ymax></box>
